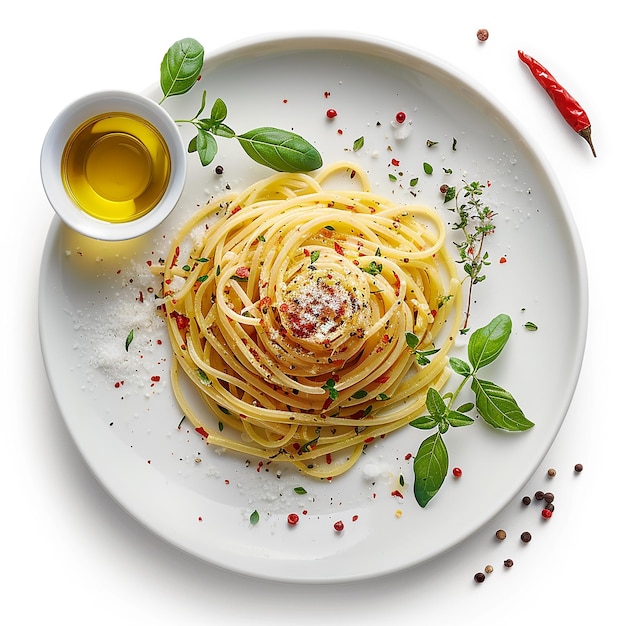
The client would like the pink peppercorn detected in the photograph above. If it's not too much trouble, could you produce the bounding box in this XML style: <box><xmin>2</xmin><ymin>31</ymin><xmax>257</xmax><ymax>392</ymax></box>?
<box><xmin>395</xmin><ymin>111</ymin><xmax>406</xmax><ymax>123</ymax></box>
<box><xmin>287</xmin><ymin>513</ymin><xmax>299</xmax><ymax>525</ymax></box>
<box><xmin>326</xmin><ymin>108</ymin><xmax>337</xmax><ymax>119</ymax></box>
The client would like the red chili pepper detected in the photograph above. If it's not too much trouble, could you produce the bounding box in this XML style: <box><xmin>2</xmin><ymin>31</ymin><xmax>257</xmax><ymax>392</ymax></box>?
<box><xmin>518</xmin><ymin>50</ymin><xmax>596</xmax><ymax>156</ymax></box>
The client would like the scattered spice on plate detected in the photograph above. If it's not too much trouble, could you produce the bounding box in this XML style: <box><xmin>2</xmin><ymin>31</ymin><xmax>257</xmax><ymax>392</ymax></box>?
<box><xmin>476</xmin><ymin>29</ymin><xmax>489</xmax><ymax>42</ymax></box>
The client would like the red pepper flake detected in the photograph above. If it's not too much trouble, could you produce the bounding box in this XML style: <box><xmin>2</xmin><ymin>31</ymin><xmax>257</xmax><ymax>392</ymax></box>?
<box><xmin>283</xmin><ymin>99</ymin><xmax>288</xmax><ymax>103</ymax></box>
<box><xmin>334</xmin><ymin>242</ymin><xmax>345</xmax><ymax>255</ymax></box>
<box><xmin>452</xmin><ymin>467</ymin><xmax>463</xmax><ymax>478</ymax></box>
<box><xmin>151</xmin><ymin>375</ymin><xmax>161</xmax><ymax>382</ymax></box>
<box><xmin>230</xmin><ymin>205</ymin><xmax>242</xmax><ymax>216</ymax></box>
<box><xmin>195</xmin><ymin>426</ymin><xmax>209</xmax><ymax>438</ymax></box>
<box><xmin>391</xmin><ymin>489</ymin><xmax>404</xmax><ymax>498</ymax></box>
<box><xmin>279</xmin><ymin>303</ymin><xmax>288</xmax><ymax>312</ymax></box>
<box><xmin>333</xmin><ymin>520</ymin><xmax>344</xmax><ymax>532</ymax></box>
<box><xmin>375</xmin><ymin>374</ymin><xmax>390</xmax><ymax>385</ymax></box>
<box><xmin>146</xmin><ymin>260</ymin><xmax>153</xmax><ymax>266</ymax></box>
<box><xmin>326</xmin><ymin>453</ymin><xmax>333</xmax><ymax>464</ymax></box>
<box><xmin>337</xmin><ymin>129</ymin><xmax>343</xmax><ymax>135</ymax></box>
<box><xmin>324</xmin><ymin>91</ymin><xmax>331</xmax><ymax>98</ymax></box>
<box><xmin>404</xmin><ymin>453</ymin><xmax>412</xmax><ymax>460</ymax></box>
<box><xmin>287</xmin><ymin>513</ymin><xmax>300</xmax><ymax>525</ymax></box>
<box><xmin>352</xmin><ymin>515</ymin><xmax>359</xmax><ymax>522</ymax></box>
<box><xmin>256</xmin><ymin>462</ymin><xmax>264</xmax><ymax>472</ymax></box>
<box><xmin>364</xmin><ymin>437</ymin><xmax>375</xmax><ymax>444</ymax></box>
<box><xmin>391</xmin><ymin>158</ymin><xmax>400</xmax><ymax>166</ymax></box>
<box><xmin>235</xmin><ymin>266</ymin><xmax>250</xmax><ymax>278</ymax></box>
<box><xmin>198</xmin><ymin>516</ymin><xmax>203</xmax><ymax>521</ymax></box>
<box><xmin>326</xmin><ymin>108</ymin><xmax>338</xmax><ymax>119</ymax></box>
<box><xmin>499</xmin><ymin>256</ymin><xmax>507</xmax><ymax>264</ymax></box>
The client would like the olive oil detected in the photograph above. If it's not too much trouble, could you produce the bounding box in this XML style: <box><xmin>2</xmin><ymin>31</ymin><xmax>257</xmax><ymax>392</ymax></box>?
<box><xmin>61</xmin><ymin>112</ymin><xmax>171</xmax><ymax>222</ymax></box>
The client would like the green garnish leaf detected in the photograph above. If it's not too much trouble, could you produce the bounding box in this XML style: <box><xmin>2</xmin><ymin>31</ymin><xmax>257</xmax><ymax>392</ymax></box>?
<box><xmin>468</xmin><ymin>314</ymin><xmax>512</xmax><ymax>370</ymax></box>
<box><xmin>159</xmin><ymin>38</ymin><xmax>204</xmax><ymax>101</ymax></box>
<box><xmin>294</xmin><ymin>487</ymin><xmax>307</xmax><ymax>495</ymax></box>
<box><xmin>413</xmin><ymin>432</ymin><xmax>448</xmax><ymax>508</ymax></box>
<box><xmin>309</xmin><ymin>250</ymin><xmax>320</xmax><ymax>264</ymax></box>
<box><xmin>125</xmin><ymin>329</ymin><xmax>134</xmax><ymax>352</ymax></box>
<box><xmin>250</xmin><ymin>510</ymin><xmax>260</xmax><ymax>525</ymax></box>
<box><xmin>353</xmin><ymin>136</ymin><xmax>365</xmax><ymax>152</ymax></box>
<box><xmin>423</xmin><ymin>162</ymin><xmax>433</xmax><ymax>175</ymax></box>
<box><xmin>322</xmin><ymin>378</ymin><xmax>338</xmax><ymax>400</ymax></box>
<box><xmin>471</xmin><ymin>378</ymin><xmax>534</xmax><ymax>431</ymax></box>
<box><xmin>524</xmin><ymin>321</ymin><xmax>538</xmax><ymax>331</ymax></box>
<box><xmin>449</xmin><ymin>357</ymin><xmax>471</xmax><ymax>376</ymax></box>
<box><xmin>237</xmin><ymin>127</ymin><xmax>322</xmax><ymax>172</ymax></box>
<box><xmin>409</xmin><ymin>415</ymin><xmax>438</xmax><ymax>430</ymax></box>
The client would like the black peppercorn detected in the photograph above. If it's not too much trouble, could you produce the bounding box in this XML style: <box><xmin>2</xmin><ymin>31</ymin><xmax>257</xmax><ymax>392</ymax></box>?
<box><xmin>534</xmin><ymin>490</ymin><xmax>544</xmax><ymax>501</ymax></box>
<box><xmin>522</xmin><ymin>496</ymin><xmax>531</xmax><ymax>505</ymax></box>
<box><xmin>521</xmin><ymin>531</ymin><xmax>532</xmax><ymax>543</ymax></box>
<box><xmin>543</xmin><ymin>492</ymin><xmax>554</xmax><ymax>504</ymax></box>
<box><xmin>474</xmin><ymin>572</ymin><xmax>486</xmax><ymax>583</ymax></box>
<box><xmin>504</xmin><ymin>558</ymin><xmax>514</xmax><ymax>568</ymax></box>
<box><xmin>215</xmin><ymin>165</ymin><xmax>224</xmax><ymax>175</ymax></box>
<box><xmin>574</xmin><ymin>463</ymin><xmax>583</xmax><ymax>473</ymax></box>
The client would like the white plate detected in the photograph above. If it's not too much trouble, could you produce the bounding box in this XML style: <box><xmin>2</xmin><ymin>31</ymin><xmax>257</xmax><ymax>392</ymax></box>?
<box><xmin>38</xmin><ymin>33</ymin><xmax>587</xmax><ymax>583</ymax></box>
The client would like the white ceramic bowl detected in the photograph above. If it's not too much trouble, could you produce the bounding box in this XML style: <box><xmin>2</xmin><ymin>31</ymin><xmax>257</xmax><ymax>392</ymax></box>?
<box><xmin>40</xmin><ymin>90</ymin><xmax>186</xmax><ymax>241</ymax></box>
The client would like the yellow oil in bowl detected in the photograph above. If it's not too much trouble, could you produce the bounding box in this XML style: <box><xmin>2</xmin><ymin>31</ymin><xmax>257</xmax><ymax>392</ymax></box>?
<box><xmin>61</xmin><ymin>112</ymin><xmax>171</xmax><ymax>223</ymax></box>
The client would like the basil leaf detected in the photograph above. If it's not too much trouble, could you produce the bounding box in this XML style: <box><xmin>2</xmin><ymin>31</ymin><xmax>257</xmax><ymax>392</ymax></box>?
<box><xmin>405</xmin><ymin>332</ymin><xmax>420</xmax><ymax>351</ymax></box>
<box><xmin>446</xmin><ymin>410</ymin><xmax>474</xmax><ymax>427</ymax></box>
<box><xmin>425</xmin><ymin>387</ymin><xmax>447</xmax><ymax>421</ymax></box>
<box><xmin>160</xmin><ymin>38</ymin><xmax>204</xmax><ymax>100</ymax></box>
<box><xmin>236</xmin><ymin>127</ymin><xmax>323</xmax><ymax>172</ymax></box>
<box><xmin>195</xmin><ymin>129</ymin><xmax>218</xmax><ymax>166</ymax></box>
<box><xmin>471</xmin><ymin>378</ymin><xmax>534</xmax><ymax>431</ymax></box>
<box><xmin>468</xmin><ymin>314</ymin><xmax>512</xmax><ymax>370</ymax></box>
<box><xmin>449</xmin><ymin>357</ymin><xmax>471</xmax><ymax>376</ymax></box>
<box><xmin>210</xmin><ymin>97</ymin><xmax>228</xmax><ymax>123</ymax></box>
<box><xmin>409</xmin><ymin>415</ymin><xmax>437</xmax><ymax>430</ymax></box>
<box><xmin>413</xmin><ymin>432</ymin><xmax>448</xmax><ymax>507</ymax></box>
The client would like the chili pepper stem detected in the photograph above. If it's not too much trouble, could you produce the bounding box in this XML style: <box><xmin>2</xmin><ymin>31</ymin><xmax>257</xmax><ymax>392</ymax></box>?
<box><xmin>578</xmin><ymin>126</ymin><xmax>596</xmax><ymax>157</ymax></box>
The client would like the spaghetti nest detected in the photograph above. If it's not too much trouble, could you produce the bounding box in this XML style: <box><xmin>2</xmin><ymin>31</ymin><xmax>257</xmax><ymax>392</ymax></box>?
<box><xmin>162</xmin><ymin>162</ymin><xmax>462</xmax><ymax>478</ymax></box>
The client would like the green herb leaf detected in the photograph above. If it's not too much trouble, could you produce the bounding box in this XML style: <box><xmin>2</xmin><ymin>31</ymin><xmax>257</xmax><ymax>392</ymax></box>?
<box><xmin>361</xmin><ymin>261</ymin><xmax>383</xmax><ymax>275</ymax></box>
<box><xmin>351</xmin><ymin>390</ymin><xmax>368</xmax><ymax>400</ymax></box>
<box><xmin>409</xmin><ymin>415</ymin><xmax>438</xmax><ymax>430</ymax></box>
<box><xmin>446</xmin><ymin>410</ymin><xmax>474</xmax><ymax>427</ymax></box>
<box><xmin>423</xmin><ymin>162</ymin><xmax>433</xmax><ymax>175</ymax></box>
<box><xmin>250</xmin><ymin>510</ymin><xmax>260</xmax><ymax>525</ymax></box>
<box><xmin>210</xmin><ymin>97</ymin><xmax>228</xmax><ymax>123</ymax></box>
<box><xmin>194</xmin><ymin>129</ymin><xmax>218</xmax><ymax>166</ymax></box>
<box><xmin>449</xmin><ymin>357</ymin><xmax>471</xmax><ymax>376</ymax></box>
<box><xmin>125</xmin><ymin>329</ymin><xmax>134</xmax><ymax>351</ymax></box>
<box><xmin>309</xmin><ymin>250</ymin><xmax>320</xmax><ymax>264</ymax></box>
<box><xmin>524</xmin><ymin>321</ymin><xmax>538</xmax><ymax>331</ymax></box>
<box><xmin>405</xmin><ymin>332</ymin><xmax>420</xmax><ymax>351</ymax></box>
<box><xmin>160</xmin><ymin>38</ymin><xmax>204</xmax><ymax>101</ymax></box>
<box><xmin>471</xmin><ymin>378</ymin><xmax>534</xmax><ymax>431</ymax></box>
<box><xmin>294</xmin><ymin>487</ymin><xmax>307</xmax><ymax>495</ymax></box>
<box><xmin>237</xmin><ymin>127</ymin><xmax>322</xmax><ymax>172</ymax></box>
<box><xmin>353</xmin><ymin>136</ymin><xmax>365</xmax><ymax>152</ymax></box>
<box><xmin>413</xmin><ymin>432</ymin><xmax>448</xmax><ymax>507</ymax></box>
<box><xmin>425</xmin><ymin>388</ymin><xmax>447</xmax><ymax>421</ymax></box>
<box><xmin>322</xmin><ymin>378</ymin><xmax>338</xmax><ymax>400</ymax></box>
<box><xmin>468</xmin><ymin>314</ymin><xmax>512</xmax><ymax>370</ymax></box>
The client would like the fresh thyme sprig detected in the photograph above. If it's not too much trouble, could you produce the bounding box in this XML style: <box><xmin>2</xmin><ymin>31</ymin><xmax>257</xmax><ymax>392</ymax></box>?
<box><xmin>446</xmin><ymin>181</ymin><xmax>496</xmax><ymax>331</ymax></box>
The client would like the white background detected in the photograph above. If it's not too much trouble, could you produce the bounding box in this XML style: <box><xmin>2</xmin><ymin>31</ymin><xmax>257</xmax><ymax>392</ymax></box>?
<box><xmin>3</xmin><ymin>1</ymin><xmax>620</xmax><ymax>624</ymax></box>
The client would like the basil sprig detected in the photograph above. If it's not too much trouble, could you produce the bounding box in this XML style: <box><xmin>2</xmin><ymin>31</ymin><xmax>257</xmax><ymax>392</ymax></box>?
<box><xmin>158</xmin><ymin>38</ymin><xmax>322</xmax><ymax>173</ymax></box>
<box><xmin>409</xmin><ymin>314</ymin><xmax>534</xmax><ymax>507</ymax></box>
